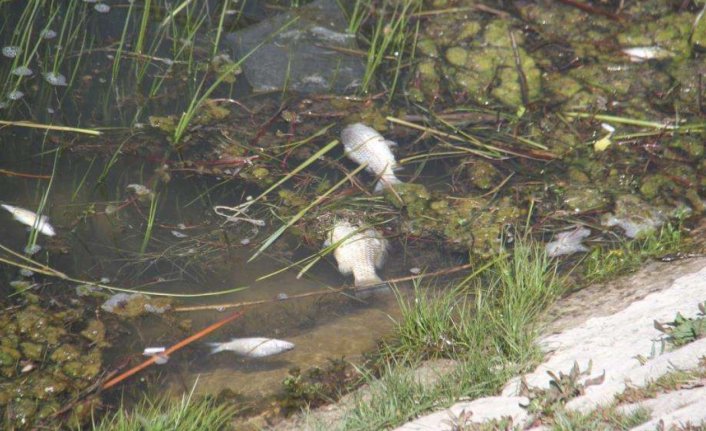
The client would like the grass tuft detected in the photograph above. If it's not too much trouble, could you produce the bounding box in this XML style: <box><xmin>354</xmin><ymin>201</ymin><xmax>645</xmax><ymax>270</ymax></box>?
<box><xmin>91</xmin><ymin>387</ymin><xmax>238</xmax><ymax>431</ymax></box>
<box><xmin>322</xmin><ymin>239</ymin><xmax>561</xmax><ymax>430</ymax></box>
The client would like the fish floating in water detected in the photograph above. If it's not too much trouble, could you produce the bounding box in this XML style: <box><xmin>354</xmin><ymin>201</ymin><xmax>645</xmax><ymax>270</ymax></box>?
<box><xmin>341</xmin><ymin>123</ymin><xmax>402</xmax><ymax>193</ymax></box>
<box><xmin>207</xmin><ymin>337</ymin><xmax>295</xmax><ymax>358</ymax></box>
<box><xmin>621</xmin><ymin>46</ymin><xmax>673</xmax><ymax>63</ymax></box>
<box><xmin>1</xmin><ymin>204</ymin><xmax>56</xmax><ymax>237</ymax></box>
<box><xmin>545</xmin><ymin>227</ymin><xmax>591</xmax><ymax>257</ymax></box>
<box><xmin>326</xmin><ymin>220</ymin><xmax>388</xmax><ymax>286</ymax></box>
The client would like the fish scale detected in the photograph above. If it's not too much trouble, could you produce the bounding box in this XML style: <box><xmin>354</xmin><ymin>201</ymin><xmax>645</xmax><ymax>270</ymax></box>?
<box><xmin>341</xmin><ymin>123</ymin><xmax>402</xmax><ymax>192</ymax></box>
<box><xmin>328</xmin><ymin>220</ymin><xmax>388</xmax><ymax>286</ymax></box>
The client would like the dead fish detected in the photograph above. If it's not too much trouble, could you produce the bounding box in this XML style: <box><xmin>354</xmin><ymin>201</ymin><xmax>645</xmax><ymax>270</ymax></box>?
<box><xmin>341</xmin><ymin>123</ymin><xmax>402</xmax><ymax>193</ymax></box>
<box><xmin>621</xmin><ymin>46</ymin><xmax>673</xmax><ymax>62</ymax></box>
<box><xmin>545</xmin><ymin>227</ymin><xmax>591</xmax><ymax>257</ymax></box>
<box><xmin>207</xmin><ymin>337</ymin><xmax>294</xmax><ymax>358</ymax></box>
<box><xmin>327</xmin><ymin>220</ymin><xmax>388</xmax><ymax>286</ymax></box>
<box><xmin>1</xmin><ymin>204</ymin><xmax>56</xmax><ymax>237</ymax></box>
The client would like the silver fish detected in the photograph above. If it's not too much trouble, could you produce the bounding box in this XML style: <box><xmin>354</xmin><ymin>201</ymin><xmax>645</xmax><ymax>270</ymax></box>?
<box><xmin>341</xmin><ymin>123</ymin><xmax>402</xmax><ymax>193</ymax></box>
<box><xmin>621</xmin><ymin>46</ymin><xmax>673</xmax><ymax>62</ymax></box>
<box><xmin>327</xmin><ymin>220</ymin><xmax>388</xmax><ymax>286</ymax></box>
<box><xmin>1</xmin><ymin>204</ymin><xmax>56</xmax><ymax>237</ymax></box>
<box><xmin>545</xmin><ymin>227</ymin><xmax>591</xmax><ymax>257</ymax></box>
<box><xmin>207</xmin><ymin>337</ymin><xmax>295</xmax><ymax>358</ymax></box>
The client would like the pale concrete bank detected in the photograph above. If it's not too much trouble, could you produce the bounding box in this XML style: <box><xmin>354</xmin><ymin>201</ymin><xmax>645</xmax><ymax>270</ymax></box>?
<box><xmin>396</xmin><ymin>257</ymin><xmax>706</xmax><ymax>431</ymax></box>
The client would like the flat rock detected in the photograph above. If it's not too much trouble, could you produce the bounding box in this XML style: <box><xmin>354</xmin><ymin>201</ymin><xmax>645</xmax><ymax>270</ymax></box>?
<box><xmin>502</xmin><ymin>261</ymin><xmax>706</xmax><ymax>413</ymax></box>
<box><xmin>619</xmin><ymin>384</ymin><xmax>706</xmax><ymax>430</ymax></box>
<box><xmin>397</xmin><ymin>258</ymin><xmax>706</xmax><ymax>430</ymax></box>
<box><xmin>225</xmin><ymin>0</ymin><xmax>365</xmax><ymax>93</ymax></box>
<box><xmin>393</xmin><ymin>396</ymin><xmax>530</xmax><ymax>431</ymax></box>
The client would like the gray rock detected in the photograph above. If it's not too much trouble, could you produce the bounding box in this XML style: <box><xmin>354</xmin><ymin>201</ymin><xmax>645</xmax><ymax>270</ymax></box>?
<box><xmin>225</xmin><ymin>0</ymin><xmax>365</xmax><ymax>94</ymax></box>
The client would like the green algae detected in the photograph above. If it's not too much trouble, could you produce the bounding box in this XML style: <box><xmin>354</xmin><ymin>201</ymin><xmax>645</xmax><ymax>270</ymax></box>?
<box><xmin>385</xmin><ymin>184</ymin><xmax>521</xmax><ymax>256</ymax></box>
<box><xmin>0</xmin><ymin>301</ymin><xmax>106</xmax><ymax>429</ymax></box>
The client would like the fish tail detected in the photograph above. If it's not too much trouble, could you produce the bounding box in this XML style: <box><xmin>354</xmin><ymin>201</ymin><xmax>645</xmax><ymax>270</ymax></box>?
<box><xmin>206</xmin><ymin>342</ymin><xmax>223</xmax><ymax>354</ymax></box>
<box><xmin>374</xmin><ymin>175</ymin><xmax>402</xmax><ymax>193</ymax></box>
<box><xmin>353</xmin><ymin>273</ymin><xmax>383</xmax><ymax>287</ymax></box>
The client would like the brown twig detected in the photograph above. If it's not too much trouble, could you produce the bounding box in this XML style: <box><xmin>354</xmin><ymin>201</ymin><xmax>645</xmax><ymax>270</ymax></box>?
<box><xmin>101</xmin><ymin>310</ymin><xmax>244</xmax><ymax>390</ymax></box>
<box><xmin>0</xmin><ymin>168</ymin><xmax>51</xmax><ymax>179</ymax></box>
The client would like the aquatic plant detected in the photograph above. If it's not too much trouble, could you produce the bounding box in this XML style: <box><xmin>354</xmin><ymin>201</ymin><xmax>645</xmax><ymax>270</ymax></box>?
<box><xmin>91</xmin><ymin>382</ymin><xmax>239</xmax><ymax>431</ymax></box>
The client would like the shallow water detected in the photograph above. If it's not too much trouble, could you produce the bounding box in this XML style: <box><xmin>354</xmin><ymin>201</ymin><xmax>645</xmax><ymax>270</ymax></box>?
<box><xmin>1</xmin><ymin>0</ymin><xmax>705</xmax><ymax>427</ymax></box>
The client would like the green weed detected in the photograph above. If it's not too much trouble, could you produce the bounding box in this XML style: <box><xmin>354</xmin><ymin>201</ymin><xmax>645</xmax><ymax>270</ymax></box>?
<box><xmin>91</xmin><ymin>386</ymin><xmax>238</xmax><ymax>431</ymax></box>
<box><xmin>550</xmin><ymin>405</ymin><xmax>650</xmax><ymax>431</ymax></box>
<box><xmin>319</xmin><ymin>240</ymin><xmax>560</xmax><ymax>430</ymax></box>
<box><xmin>583</xmin><ymin>222</ymin><xmax>683</xmax><ymax>283</ymax></box>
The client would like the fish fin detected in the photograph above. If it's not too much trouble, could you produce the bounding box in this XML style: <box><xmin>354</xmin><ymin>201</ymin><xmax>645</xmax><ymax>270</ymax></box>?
<box><xmin>374</xmin><ymin>175</ymin><xmax>402</xmax><ymax>193</ymax></box>
<box><xmin>337</xmin><ymin>261</ymin><xmax>353</xmax><ymax>275</ymax></box>
<box><xmin>206</xmin><ymin>342</ymin><xmax>222</xmax><ymax>354</ymax></box>
<box><xmin>384</xmin><ymin>139</ymin><xmax>398</xmax><ymax>148</ymax></box>
<box><xmin>353</xmin><ymin>272</ymin><xmax>383</xmax><ymax>287</ymax></box>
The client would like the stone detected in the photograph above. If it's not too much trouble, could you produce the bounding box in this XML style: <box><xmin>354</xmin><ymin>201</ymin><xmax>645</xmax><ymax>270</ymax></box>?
<box><xmin>224</xmin><ymin>0</ymin><xmax>365</xmax><ymax>94</ymax></box>
<box><xmin>393</xmin><ymin>396</ymin><xmax>531</xmax><ymax>431</ymax></box>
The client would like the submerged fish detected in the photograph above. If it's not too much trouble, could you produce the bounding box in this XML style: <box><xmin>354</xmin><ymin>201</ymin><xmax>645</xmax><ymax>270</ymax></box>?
<box><xmin>621</xmin><ymin>46</ymin><xmax>673</xmax><ymax>62</ymax></box>
<box><xmin>545</xmin><ymin>227</ymin><xmax>591</xmax><ymax>257</ymax></box>
<box><xmin>327</xmin><ymin>220</ymin><xmax>388</xmax><ymax>286</ymax></box>
<box><xmin>207</xmin><ymin>337</ymin><xmax>294</xmax><ymax>358</ymax></box>
<box><xmin>1</xmin><ymin>204</ymin><xmax>56</xmax><ymax>237</ymax></box>
<box><xmin>341</xmin><ymin>123</ymin><xmax>402</xmax><ymax>193</ymax></box>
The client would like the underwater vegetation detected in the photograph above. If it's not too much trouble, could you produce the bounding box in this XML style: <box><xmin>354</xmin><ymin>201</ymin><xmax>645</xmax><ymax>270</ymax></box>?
<box><xmin>0</xmin><ymin>0</ymin><xmax>705</xmax><ymax>429</ymax></box>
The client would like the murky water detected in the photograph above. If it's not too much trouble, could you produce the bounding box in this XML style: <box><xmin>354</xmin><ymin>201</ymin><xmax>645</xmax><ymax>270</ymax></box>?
<box><xmin>2</xmin><ymin>0</ymin><xmax>705</xmax><ymax>427</ymax></box>
<box><xmin>0</xmin><ymin>133</ymin><xmax>412</xmax><ymax>405</ymax></box>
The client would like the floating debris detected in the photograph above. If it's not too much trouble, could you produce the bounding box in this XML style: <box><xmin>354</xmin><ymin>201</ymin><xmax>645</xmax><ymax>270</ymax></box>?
<box><xmin>144</xmin><ymin>302</ymin><xmax>171</xmax><ymax>314</ymax></box>
<box><xmin>94</xmin><ymin>3</ymin><xmax>110</xmax><ymax>12</ymax></box>
<box><xmin>8</xmin><ymin>90</ymin><xmax>24</xmax><ymax>101</ymax></box>
<box><xmin>19</xmin><ymin>268</ymin><xmax>34</xmax><ymax>277</ymax></box>
<box><xmin>326</xmin><ymin>220</ymin><xmax>388</xmax><ymax>286</ymax></box>
<box><xmin>207</xmin><ymin>337</ymin><xmax>295</xmax><ymax>358</ymax></box>
<box><xmin>546</xmin><ymin>227</ymin><xmax>591</xmax><ymax>257</ymax></box>
<box><xmin>601</xmin><ymin>195</ymin><xmax>666</xmax><ymax>239</ymax></box>
<box><xmin>24</xmin><ymin>244</ymin><xmax>42</xmax><ymax>255</ymax></box>
<box><xmin>126</xmin><ymin>183</ymin><xmax>152</xmax><ymax>197</ymax></box>
<box><xmin>101</xmin><ymin>293</ymin><xmax>172</xmax><ymax>317</ymax></box>
<box><xmin>40</xmin><ymin>29</ymin><xmax>57</xmax><ymax>39</ymax></box>
<box><xmin>2</xmin><ymin>46</ymin><xmax>21</xmax><ymax>58</ymax></box>
<box><xmin>341</xmin><ymin>123</ymin><xmax>402</xmax><ymax>192</ymax></box>
<box><xmin>143</xmin><ymin>346</ymin><xmax>169</xmax><ymax>364</ymax></box>
<box><xmin>621</xmin><ymin>46</ymin><xmax>673</xmax><ymax>62</ymax></box>
<box><xmin>409</xmin><ymin>267</ymin><xmax>421</xmax><ymax>275</ymax></box>
<box><xmin>594</xmin><ymin>123</ymin><xmax>615</xmax><ymax>152</ymax></box>
<box><xmin>143</xmin><ymin>347</ymin><xmax>166</xmax><ymax>355</ymax></box>
<box><xmin>171</xmin><ymin>230</ymin><xmax>188</xmax><ymax>238</ymax></box>
<box><xmin>43</xmin><ymin>71</ymin><xmax>67</xmax><ymax>86</ymax></box>
<box><xmin>1</xmin><ymin>203</ymin><xmax>56</xmax><ymax>237</ymax></box>
<box><xmin>11</xmin><ymin>66</ymin><xmax>33</xmax><ymax>76</ymax></box>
